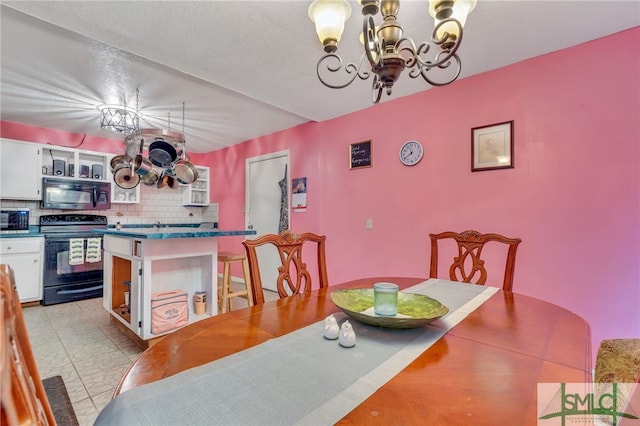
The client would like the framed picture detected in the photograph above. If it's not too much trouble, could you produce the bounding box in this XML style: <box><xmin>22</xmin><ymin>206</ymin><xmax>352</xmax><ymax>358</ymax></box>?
<box><xmin>471</xmin><ymin>121</ymin><xmax>514</xmax><ymax>172</ymax></box>
<box><xmin>349</xmin><ymin>140</ymin><xmax>372</xmax><ymax>169</ymax></box>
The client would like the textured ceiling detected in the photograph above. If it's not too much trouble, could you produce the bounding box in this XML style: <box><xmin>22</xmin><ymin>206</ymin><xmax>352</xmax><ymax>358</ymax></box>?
<box><xmin>1</xmin><ymin>1</ymin><xmax>639</xmax><ymax>153</ymax></box>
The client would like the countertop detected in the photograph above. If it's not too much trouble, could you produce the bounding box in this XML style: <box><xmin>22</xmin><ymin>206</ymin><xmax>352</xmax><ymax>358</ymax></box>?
<box><xmin>0</xmin><ymin>227</ymin><xmax>43</xmax><ymax>238</ymax></box>
<box><xmin>98</xmin><ymin>227</ymin><xmax>257</xmax><ymax>240</ymax></box>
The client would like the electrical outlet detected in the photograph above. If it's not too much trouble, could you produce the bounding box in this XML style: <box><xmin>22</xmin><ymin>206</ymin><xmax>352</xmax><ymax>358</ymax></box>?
<box><xmin>366</xmin><ymin>218</ymin><xmax>373</xmax><ymax>230</ymax></box>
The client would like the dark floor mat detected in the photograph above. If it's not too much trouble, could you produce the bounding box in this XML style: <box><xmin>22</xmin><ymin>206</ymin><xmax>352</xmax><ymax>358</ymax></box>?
<box><xmin>42</xmin><ymin>375</ymin><xmax>79</xmax><ymax>426</ymax></box>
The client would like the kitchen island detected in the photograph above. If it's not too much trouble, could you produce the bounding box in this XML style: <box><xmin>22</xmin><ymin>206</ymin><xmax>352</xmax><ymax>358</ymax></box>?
<box><xmin>101</xmin><ymin>226</ymin><xmax>256</xmax><ymax>347</ymax></box>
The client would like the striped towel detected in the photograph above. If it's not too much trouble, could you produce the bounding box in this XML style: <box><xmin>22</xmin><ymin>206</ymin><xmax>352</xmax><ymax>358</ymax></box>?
<box><xmin>85</xmin><ymin>238</ymin><xmax>102</xmax><ymax>263</ymax></box>
<box><xmin>68</xmin><ymin>239</ymin><xmax>84</xmax><ymax>265</ymax></box>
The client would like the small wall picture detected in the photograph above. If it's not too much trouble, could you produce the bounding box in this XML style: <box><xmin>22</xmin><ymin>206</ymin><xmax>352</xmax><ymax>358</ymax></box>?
<box><xmin>471</xmin><ymin>121</ymin><xmax>514</xmax><ymax>171</ymax></box>
<box><xmin>349</xmin><ymin>140</ymin><xmax>372</xmax><ymax>169</ymax></box>
<box><xmin>292</xmin><ymin>177</ymin><xmax>307</xmax><ymax>212</ymax></box>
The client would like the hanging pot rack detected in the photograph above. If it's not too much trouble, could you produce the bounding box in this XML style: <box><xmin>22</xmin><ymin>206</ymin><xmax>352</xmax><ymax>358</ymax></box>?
<box><xmin>112</xmin><ymin>102</ymin><xmax>198</xmax><ymax>189</ymax></box>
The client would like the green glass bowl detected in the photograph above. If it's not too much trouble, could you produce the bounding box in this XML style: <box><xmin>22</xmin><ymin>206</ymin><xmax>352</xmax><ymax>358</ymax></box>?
<box><xmin>330</xmin><ymin>288</ymin><xmax>449</xmax><ymax>329</ymax></box>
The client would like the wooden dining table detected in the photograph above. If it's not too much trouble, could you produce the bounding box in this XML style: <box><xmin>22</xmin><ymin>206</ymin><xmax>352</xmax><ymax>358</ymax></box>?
<box><xmin>114</xmin><ymin>277</ymin><xmax>592</xmax><ymax>425</ymax></box>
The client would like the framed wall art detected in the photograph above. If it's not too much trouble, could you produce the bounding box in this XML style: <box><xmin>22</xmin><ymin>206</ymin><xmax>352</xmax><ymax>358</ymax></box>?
<box><xmin>471</xmin><ymin>121</ymin><xmax>514</xmax><ymax>172</ymax></box>
<box><xmin>349</xmin><ymin>140</ymin><xmax>372</xmax><ymax>169</ymax></box>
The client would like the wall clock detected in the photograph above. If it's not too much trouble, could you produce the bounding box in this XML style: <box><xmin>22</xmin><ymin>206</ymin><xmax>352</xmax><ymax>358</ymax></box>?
<box><xmin>399</xmin><ymin>140</ymin><xmax>424</xmax><ymax>166</ymax></box>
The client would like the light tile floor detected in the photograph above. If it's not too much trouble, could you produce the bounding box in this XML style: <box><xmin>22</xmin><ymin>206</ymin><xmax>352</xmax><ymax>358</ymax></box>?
<box><xmin>22</xmin><ymin>284</ymin><xmax>277</xmax><ymax>426</ymax></box>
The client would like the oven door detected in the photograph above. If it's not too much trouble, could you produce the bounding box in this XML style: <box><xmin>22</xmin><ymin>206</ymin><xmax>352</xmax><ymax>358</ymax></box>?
<box><xmin>43</xmin><ymin>234</ymin><xmax>104</xmax><ymax>303</ymax></box>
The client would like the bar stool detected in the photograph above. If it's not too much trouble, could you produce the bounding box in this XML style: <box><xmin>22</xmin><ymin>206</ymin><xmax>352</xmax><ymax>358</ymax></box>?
<box><xmin>217</xmin><ymin>251</ymin><xmax>253</xmax><ymax>313</ymax></box>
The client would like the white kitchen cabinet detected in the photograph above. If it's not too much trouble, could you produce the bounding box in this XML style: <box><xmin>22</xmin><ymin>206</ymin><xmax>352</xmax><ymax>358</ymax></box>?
<box><xmin>41</xmin><ymin>145</ymin><xmax>110</xmax><ymax>183</ymax></box>
<box><xmin>103</xmin><ymin>236</ymin><xmax>142</xmax><ymax>337</ymax></box>
<box><xmin>0</xmin><ymin>237</ymin><xmax>44</xmax><ymax>302</ymax></box>
<box><xmin>182</xmin><ymin>165</ymin><xmax>210</xmax><ymax>206</ymax></box>
<box><xmin>111</xmin><ymin>184</ymin><xmax>140</xmax><ymax>204</ymax></box>
<box><xmin>0</xmin><ymin>138</ymin><xmax>42</xmax><ymax>200</ymax></box>
<box><xmin>103</xmin><ymin>234</ymin><xmax>217</xmax><ymax>344</ymax></box>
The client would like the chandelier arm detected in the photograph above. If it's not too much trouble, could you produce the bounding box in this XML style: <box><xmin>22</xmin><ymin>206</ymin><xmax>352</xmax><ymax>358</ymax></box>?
<box><xmin>371</xmin><ymin>75</ymin><xmax>383</xmax><ymax>104</ymax></box>
<box><xmin>427</xmin><ymin>19</ymin><xmax>464</xmax><ymax>66</ymax></box>
<box><xmin>410</xmin><ymin>53</ymin><xmax>462</xmax><ymax>86</ymax></box>
<box><xmin>316</xmin><ymin>53</ymin><xmax>371</xmax><ymax>89</ymax></box>
<box><xmin>396</xmin><ymin>38</ymin><xmax>419</xmax><ymax>68</ymax></box>
<box><xmin>363</xmin><ymin>15</ymin><xmax>381</xmax><ymax>67</ymax></box>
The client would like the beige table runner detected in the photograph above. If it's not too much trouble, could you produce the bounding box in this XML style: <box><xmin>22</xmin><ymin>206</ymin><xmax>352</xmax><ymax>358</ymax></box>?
<box><xmin>95</xmin><ymin>279</ymin><xmax>498</xmax><ymax>426</ymax></box>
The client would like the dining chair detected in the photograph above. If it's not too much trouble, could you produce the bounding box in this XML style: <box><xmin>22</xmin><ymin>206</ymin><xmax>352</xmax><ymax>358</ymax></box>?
<box><xmin>594</xmin><ymin>338</ymin><xmax>640</xmax><ymax>384</ymax></box>
<box><xmin>429</xmin><ymin>229</ymin><xmax>522</xmax><ymax>292</ymax></box>
<box><xmin>1</xmin><ymin>264</ymin><xmax>56</xmax><ymax>426</ymax></box>
<box><xmin>242</xmin><ymin>230</ymin><xmax>328</xmax><ymax>305</ymax></box>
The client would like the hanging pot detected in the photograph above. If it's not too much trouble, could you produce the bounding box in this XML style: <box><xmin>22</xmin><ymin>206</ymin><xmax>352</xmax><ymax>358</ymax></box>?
<box><xmin>134</xmin><ymin>155</ymin><xmax>154</xmax><ymax>176</ymax></box>
<box><xmin>133</xmin><ymin>141</ymin><xmax>154</xmax><ymax>176</ymax></box>
<box><xmin>167</xmin><ymin>174</ymin><xmax>179</xmax><ymax>189</ymax></box>
<box><xmin>124</xmin><ymin>138</ymin><xmax>142</xmax><ymax>161</ymax></box>
<box><xmin>157</xmin><ymin>171</ymin><xmax>169</xmax><ymax>189</ymax></box>
<box><xmin>113</xmin><ymin>164</ymin><xmax>140</xmax><ymax>189</ymax></box>
<box><xmin>140</xmin><ymin>168</ymin><xmax>159</xmax><ymax>185</ymax></box>
<box><xmin>157</xmin><ymin>170</ymin><xmax>179</xmax><ymax>189</ymax></box>
<box><xmin>110</xmin><ymin>155</ymin><xmax>129</xmax><ymax>172</ymax></box>
<box><xmin>148</xmin><ymin>138</ymin><xmax>177</xmax><ymax>167</ymax></box>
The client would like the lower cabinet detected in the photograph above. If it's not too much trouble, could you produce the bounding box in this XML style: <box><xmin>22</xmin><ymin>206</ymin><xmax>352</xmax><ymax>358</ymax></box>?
<box><xmin>103</xmin><ymin>236</ymin><xmax>141</xmax><ymax>338</ymax></box>
<box><xmin>103</xmin><ymin>235</ymin><xmax>217</xmax><ymax>344</ymax></box>
<box><xmin>0</xmin><ymin>237</ymin><xmax>44</xmax><ymax>302</ymax></box>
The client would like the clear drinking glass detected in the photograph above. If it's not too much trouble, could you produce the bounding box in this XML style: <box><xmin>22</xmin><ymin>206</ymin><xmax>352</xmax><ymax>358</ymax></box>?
<box><xmin>374</xmin><ymin>282</ymin><xmax>399</xmax><ymax>316</ymax></box>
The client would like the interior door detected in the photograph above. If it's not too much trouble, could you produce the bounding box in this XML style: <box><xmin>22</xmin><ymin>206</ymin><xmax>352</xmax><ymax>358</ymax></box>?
<box><xmin>245</xmin><ymin>150</ymin><xmax>290</xmax><ymax>292</ymax></box>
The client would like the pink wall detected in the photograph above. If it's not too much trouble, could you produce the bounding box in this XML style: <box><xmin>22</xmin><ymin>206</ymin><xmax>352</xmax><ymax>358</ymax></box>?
<box><xmin>0</xmin><ymin>121</ymin><xmax>123</xmax><ymax>153</ymax></box>
<box><xmin>0</xmin><ymin>120</ymin><xmax>208</xmax><ymax>165</ymax></box>
<box><xmin>202</xmin><ymin>27</ymin><xmax>640</xmax><ymax>360</ymax></box>
<box><xmin>2</xmin><ymin>28</ymin><xmax>638</xmax><ymax>361</ymax></box>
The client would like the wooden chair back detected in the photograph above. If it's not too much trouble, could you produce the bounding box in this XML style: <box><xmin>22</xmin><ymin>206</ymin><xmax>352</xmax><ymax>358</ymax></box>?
<box><xmin>242</xmin><ymin>230</ymin><xmax>328</xmax><ymax>305</ymax></box>
<box><xmin>1</xmin><ymin>264</ymin><xmax>55</xmax><ymax>425</ymax></box>
<box><xmin>429</xmin><ymin>230</ymin><xmax>522</xmax><ymax>292</ymax></box>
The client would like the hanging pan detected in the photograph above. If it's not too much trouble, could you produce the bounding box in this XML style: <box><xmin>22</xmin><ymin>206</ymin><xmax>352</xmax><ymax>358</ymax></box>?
<box><xmin>114</xmin><ymin>164</ymin><xmax>140</xmax><ymax>189</ymax></box>
<box><xmin>172</xmin><ymin>149</ymin><xmax>199</xmax><ymax>185</ymax></box>
<box><xmin>140</xmin><ymin>168</ymin><xmax>160</xmax><ymax>186</ymax></box>
<box><xmin>148</xmin><ymin>137</ymin><xmax>177</xmax><ymax>167</ymax></box>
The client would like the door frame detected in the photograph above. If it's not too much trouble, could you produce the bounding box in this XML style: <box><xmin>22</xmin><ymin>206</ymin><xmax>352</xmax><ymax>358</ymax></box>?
<box><xmin>244</xmin><ymin>149</ymin><xmax>291</xmax><ymax>232</ymax></box>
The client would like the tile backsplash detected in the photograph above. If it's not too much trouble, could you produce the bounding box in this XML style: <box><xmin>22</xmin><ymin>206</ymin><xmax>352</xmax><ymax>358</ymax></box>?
<box><xmin>1</xmin><ymin>184</ymin><xmax>218</xmax><ymax>227</ymax></box>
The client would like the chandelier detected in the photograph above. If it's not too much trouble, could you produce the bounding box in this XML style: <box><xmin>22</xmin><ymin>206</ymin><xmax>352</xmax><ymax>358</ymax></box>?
<box><xmin>308</xmin><ymin>0</ymin><xmax>476</xmax><ymax>103</ymax></box>
<box><xmin>98</xmin><ymin>88</ymin><xmax>140</xmax><ymax>134</ymax></box>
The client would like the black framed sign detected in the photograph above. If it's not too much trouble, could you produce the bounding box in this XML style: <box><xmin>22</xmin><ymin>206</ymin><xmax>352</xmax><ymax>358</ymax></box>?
<box><xmin>349</xmin><ymin>140</ymin><xmax>372</xmax><ymax>169</ymax></box>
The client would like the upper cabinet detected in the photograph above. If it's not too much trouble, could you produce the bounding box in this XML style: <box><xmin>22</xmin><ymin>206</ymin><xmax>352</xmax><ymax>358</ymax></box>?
<box><xmin>111</xmin><ymin>180</ymin><xmax>141</xmax><ymax>204</ymax></box>
<box><xmin>182</xmin><ymin>165</ymin><xmax>210</xmax><ymax>206</ymax></box>
<box><xmin>41</xmin><ymin>145</ymin><xmax>110</xmax><ymax>182</ymax></box>
<box><xmin>1</xmin><ymin>139</ymin><xmax>113</xmax><ymax>201</ymax></box>
<box><xmin>0</xmin><ymin>138</ymin><xmax>42</xmax><ymax>200</ymax></box>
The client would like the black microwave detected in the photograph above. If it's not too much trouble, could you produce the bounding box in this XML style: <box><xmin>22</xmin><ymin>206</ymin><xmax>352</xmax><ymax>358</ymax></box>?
<box><xmin>0</xmin><ymin>208</ymin><xmax>30</xmax><ymax>233</ymax></box>
<box><xmin>42</xmin><ymin>178</ymin><xmax>111</xmax><ymax>210</ymax></box>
